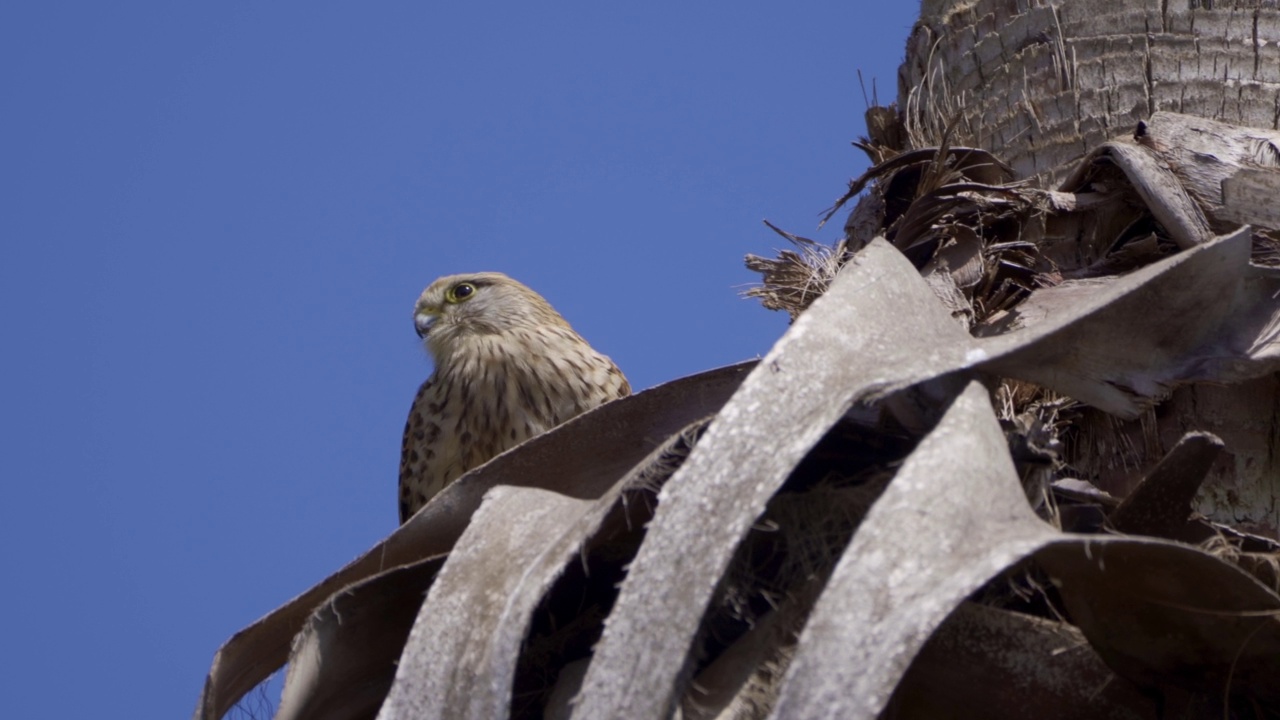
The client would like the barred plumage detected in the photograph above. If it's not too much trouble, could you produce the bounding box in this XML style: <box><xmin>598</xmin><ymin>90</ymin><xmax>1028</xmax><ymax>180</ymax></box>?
<box><xmin>398</xmin><ymin>272</ymin><xmax>630</xmax><ymax>523</ymax></box>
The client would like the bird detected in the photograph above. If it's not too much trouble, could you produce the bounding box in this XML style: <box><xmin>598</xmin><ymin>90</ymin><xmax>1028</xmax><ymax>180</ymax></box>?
<box><xmin>398</xmin><ymin>272</ymin><xmax>631</xmax><ymax>524</ymax></box>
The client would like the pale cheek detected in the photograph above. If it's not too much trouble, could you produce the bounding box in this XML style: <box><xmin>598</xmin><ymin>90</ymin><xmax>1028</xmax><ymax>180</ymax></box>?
<box><xmin>426</xmin><ymin>322</ymin><xmax>469</xmax><ymax>360</ymax></box>
<box><xmin>426</xmin><ymin>333</ymin><xmax>449</xmax><ymax>360</ymax></box>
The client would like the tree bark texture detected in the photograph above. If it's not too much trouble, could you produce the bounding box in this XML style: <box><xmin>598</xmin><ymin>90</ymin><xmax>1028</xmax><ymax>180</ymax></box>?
<box><xmin>905</xmin><ymin>0</ymin><xmax>1280</xmax><ymax>188</ymax></box>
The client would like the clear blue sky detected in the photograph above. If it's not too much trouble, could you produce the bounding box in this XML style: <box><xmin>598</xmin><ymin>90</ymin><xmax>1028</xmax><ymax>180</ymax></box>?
<box><xmin>2</xmin><ymin>3</ymin><xmax>919</xmax><ymax>717</ymax></box>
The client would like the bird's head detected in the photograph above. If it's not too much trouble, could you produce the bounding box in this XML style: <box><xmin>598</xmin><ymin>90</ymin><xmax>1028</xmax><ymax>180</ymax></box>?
<box><xmin>413</xmin><ymin>272</ymin><xmax>572</xmax><ymax>361</ymax></box>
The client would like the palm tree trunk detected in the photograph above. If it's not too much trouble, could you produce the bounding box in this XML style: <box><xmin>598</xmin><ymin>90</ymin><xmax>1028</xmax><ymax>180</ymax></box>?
<box><xmin>893</xmin><ymin>0</ymin><xmax>1280</xmax><ymax>537</ymax></box>
<box><xmin>905</xmin><ymin>0</ymin><xmax>1280</xmax><ymax>188</ymax></box>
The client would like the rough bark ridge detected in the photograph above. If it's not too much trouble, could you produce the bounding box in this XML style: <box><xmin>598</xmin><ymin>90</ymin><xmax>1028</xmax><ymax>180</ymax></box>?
<box><xmin>906</xmin><ymin>0</ymin><xmax>1280</xmax><ymax>188</ymax></box>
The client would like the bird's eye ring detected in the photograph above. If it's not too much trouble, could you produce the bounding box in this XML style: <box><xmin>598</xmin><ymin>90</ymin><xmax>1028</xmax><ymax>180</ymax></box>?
<box><xmin>446</xmin><ymin>283</ymin><xmax>477</xmax><ymax>303</ymax></box>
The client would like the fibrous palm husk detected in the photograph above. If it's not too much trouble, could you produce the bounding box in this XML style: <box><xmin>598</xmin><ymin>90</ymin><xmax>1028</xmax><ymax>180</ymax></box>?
<box><xmin>737</xmin><ymin>109</ymin><xmax>1280</xmax><ymax>716</ymax></box>
<box><xmin>749</xmin><ymin>110</ymin><xmax>1280</xmax><ymax>532</ymax></box>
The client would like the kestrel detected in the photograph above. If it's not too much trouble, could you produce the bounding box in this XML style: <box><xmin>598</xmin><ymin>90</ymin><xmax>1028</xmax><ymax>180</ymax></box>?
<box><xmin>398</xmin><ymin>272</ymin><xmax>631</xmax><ymax>523</ymax></box>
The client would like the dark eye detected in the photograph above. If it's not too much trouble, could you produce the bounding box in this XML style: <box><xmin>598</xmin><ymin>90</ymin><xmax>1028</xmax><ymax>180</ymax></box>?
<box><xmin>447</xmin><ymin>283</ymin><xmax>476</xmax><ymax>303</ymax></box>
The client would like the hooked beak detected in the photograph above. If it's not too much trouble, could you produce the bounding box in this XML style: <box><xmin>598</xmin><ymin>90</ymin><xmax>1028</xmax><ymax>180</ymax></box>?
<box><xmin>414</xmin><ymin>312</ymin><xmax>437</xmax><ymax>339</ymax></box>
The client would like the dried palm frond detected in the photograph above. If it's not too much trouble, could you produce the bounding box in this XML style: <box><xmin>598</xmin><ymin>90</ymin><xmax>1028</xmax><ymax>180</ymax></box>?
<box><xmin>743</xmin><ymin>222</ymin><xmax>847</xmax><ymax>320</ymax></box>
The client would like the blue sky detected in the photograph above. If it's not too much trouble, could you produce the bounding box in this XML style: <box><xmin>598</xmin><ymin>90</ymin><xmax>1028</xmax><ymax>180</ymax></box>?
<box><xmin>2</xmin><ymin>3</ymin><xmax>919</xmax><ymax>717</ymax></box>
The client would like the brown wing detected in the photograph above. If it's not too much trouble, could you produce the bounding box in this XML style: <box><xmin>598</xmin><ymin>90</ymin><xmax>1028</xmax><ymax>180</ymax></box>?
<box><xmin>398</xmin><ymin>377</ymin><xmax>441</xmax><ymax>524</ymax></box>
<box><xmin>607</xmin><ymin>360</ymin><xmax>631</xmax><ymax>400</ymax></box>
